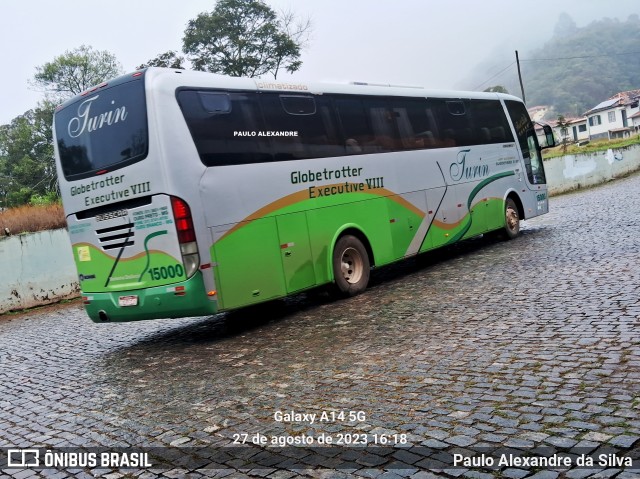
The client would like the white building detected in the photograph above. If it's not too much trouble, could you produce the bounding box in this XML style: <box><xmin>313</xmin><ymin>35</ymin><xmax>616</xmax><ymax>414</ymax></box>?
<box><xmin>551</xmin><ymin>117</ymin><xmax>588</xmax><ymax>143</ymax></box>
<box><xmin>566</xmin><ymin>117</ymin><xmax>589</xmax><ymax>142</ymax></box>
<box><xmin>584</xmin><ymin>89</ymin><xmax>640</xmax><ymax>140</ymax></box>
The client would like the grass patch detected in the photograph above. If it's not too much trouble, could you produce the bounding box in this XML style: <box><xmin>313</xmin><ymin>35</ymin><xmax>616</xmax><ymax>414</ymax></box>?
<box><xmin>0</xmin><ymin>203</ymin><xmax>66</xmax><ymax>235</ymax></box>
<box><xmin>543</xmin><ymin>136</ymin><xmax>640</xmax><ymax>159</ymax></box>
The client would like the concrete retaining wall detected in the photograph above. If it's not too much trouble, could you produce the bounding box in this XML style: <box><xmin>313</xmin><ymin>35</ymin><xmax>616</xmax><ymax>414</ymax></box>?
<box><xmin>545</xmin><ymin>144</ymin><xmax>640</xmax><ymax>195</ymax></box>
<box><xmin>0</xmin><ymin>229</ymin><xmax>79</xmax><ymax>314</ymax></box>
<box><xmin>1</xmin><ymin>143</ymin><xmax>639</xmax><ymax>313</ymax></box>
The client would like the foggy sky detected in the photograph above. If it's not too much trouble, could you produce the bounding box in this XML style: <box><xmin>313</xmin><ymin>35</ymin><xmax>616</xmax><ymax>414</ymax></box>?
<box><xmin>1</xmin><ymin>0</ymin><xmax>638</xmax><ymax>125</ymax></box>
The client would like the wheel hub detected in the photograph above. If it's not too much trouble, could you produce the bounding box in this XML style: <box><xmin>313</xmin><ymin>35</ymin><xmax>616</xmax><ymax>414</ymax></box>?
<box><xmin>506</xmin><ymin>207</ymin><xmax>519</xmax><ymax>231</ymax></box>
<box><xmin>341</xmin><ymin>247</ymin><xmax>363</xmax><ymax>284</ymax></box>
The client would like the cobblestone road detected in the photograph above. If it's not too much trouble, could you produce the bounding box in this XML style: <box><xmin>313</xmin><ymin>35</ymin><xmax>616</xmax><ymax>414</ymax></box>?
<box><xmin>1</xmin><ymin>173</ymin><xmax>639</xmax><ymax>479</ymax></box>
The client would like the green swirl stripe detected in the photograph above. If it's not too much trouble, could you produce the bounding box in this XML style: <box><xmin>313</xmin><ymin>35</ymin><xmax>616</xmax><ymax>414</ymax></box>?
<box><xmin>138</xmin><ymin>230</ymin><xmax>169</xmax><ymax>282</ymax></box>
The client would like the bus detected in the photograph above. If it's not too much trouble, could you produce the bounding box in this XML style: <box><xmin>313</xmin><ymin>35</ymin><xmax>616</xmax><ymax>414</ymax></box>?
<box><xmin>53</xmin><ymin>68</ymin><xmax>554</xmax><ymax>322</ymax></box>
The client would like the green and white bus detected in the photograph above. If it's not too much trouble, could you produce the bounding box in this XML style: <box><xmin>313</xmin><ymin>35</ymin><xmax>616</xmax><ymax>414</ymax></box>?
<box><xmin>53</xmin><ymin>68</ymin><xmax>554</xmax><ymax>322</ymax></box>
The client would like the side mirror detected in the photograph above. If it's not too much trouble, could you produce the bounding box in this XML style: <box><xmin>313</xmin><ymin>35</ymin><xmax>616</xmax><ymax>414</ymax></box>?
<box><xmin>543</xmin><ymin>124</ymin><xmax>555</xmax><ymax>149</ymax></box>
<box><xmin>537</xmin><ymin>123</ymin><xmax>556</xmax><ymax>149</ymax></box>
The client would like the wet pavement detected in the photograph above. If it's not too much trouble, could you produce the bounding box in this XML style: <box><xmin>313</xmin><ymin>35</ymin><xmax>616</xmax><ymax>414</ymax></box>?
<box><xmin>1</xmin><ymin>173</ymin><xmax>639</xmax><ymax>479</ymax></box>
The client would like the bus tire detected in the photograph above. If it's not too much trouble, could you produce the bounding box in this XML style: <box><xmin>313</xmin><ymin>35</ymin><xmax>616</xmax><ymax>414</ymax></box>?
<box><xmin>332</xmin><ymin>235</ymin><xmax>370</xmax><ymax>297</ymax></box>
<box><xmin>503</xmin><ymin>197</ymin><xmax>520</xmax><ymax>239</ymax></box>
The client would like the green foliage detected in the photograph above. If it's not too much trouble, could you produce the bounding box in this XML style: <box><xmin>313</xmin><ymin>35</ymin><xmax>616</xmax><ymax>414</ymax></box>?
<box><xmin>6</xmin><ymin>188</ymin><xmax>34</xmax><ymax>207</ymax></box>
<box><xmin>32</xmin><ymin>45</ymin><xmax>124</xmax><ymax>101</ymax></box>
<box><xmin>29</xmin><ymin>191</ymin><xmax>60</xmax><ymax>206</ymax></box>
<box><xmin>0</xmin><ymin>45</ymin><xmax>123</xmax><ymax>207</ymax></box>
<box><xmin>137</xmin><ymin>51</ymin><xmax>186</xmax><ymax>70</ymax></box>
<box><xmin>484</xmin><ymin>85</ymin><xmax>509</xmax><ymax>93</ymax></box>
<box><xmin>543</xmin><ymin>135</ymin><xmax>640</xmax><ymax>159</ymax></box>
<box><xmin>0</xmin><ymin>102</ymin><xmax>57</xmax><ymax>207</ymax></box>
<box><xmin>520</xmin><ymin>15</ymin><xmax>640</xmax><ymax>115</ymax></box>
<box><xmin>556</xmin><ymin>115</ymin><xmax>569</xmax><ymax>153</ymax></box>
<box><xmin>182</xmin><ymin>0</ymin><xmax>307</xmax><ymax>78</ymax></box>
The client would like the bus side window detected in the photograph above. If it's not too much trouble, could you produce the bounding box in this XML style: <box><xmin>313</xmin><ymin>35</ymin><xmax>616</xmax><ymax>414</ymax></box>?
<box><xmin>315</xmin><ymin>98</ymin><xmax>345</xmax><ymax>158</ymax></box>
<box><xmin>363</xmin><ymin>98</ymin><xmax>399</xmax><ymax>152</ymax></box>
<box><xmin>391</xmin><ymin>98</ymin><xmax>439</xmax><ymax>150</ymax></box>
<box><xmin>335</xmin><ymin>98</ymin><xmax>376</xmax><ymax>155</ymax></box>
<box><xmin>177</xmin><ymin>90</ymin><xmax>270</xmax><ymax>166</ymax></box>
<box><xmin>199</xmin><ymin>92</ymin><xmax>231</xmax><ymax>114</ymax></box>
<box><xmin>467</xmin><ymin>100</ymin><xmax>514</xmax><ymax>145</ymax></box>
<box><xmin>429</xmin><ymin>99</ymin><xmax>470</xmax><ymax>147</ymax></box>
<box><xmin>260</xmin><ymin>94</ymin><xmax>344</xmax><ymax>160</ymax></box>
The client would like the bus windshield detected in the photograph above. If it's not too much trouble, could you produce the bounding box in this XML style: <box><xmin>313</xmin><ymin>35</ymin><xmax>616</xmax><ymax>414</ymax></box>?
<box><xmin>55</xmin><ymin>77</ymin><xmax>148</xmax><ymax>180</ymax></box>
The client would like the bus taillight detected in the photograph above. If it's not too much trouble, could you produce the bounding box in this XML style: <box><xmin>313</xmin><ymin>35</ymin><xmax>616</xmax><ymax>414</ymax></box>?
<box><xmin>171</xmin><ymin>196</ymin><xmax>199</xmax><ymax>277</ymax></box>
<box><xmin>171</xmin><ymin>197</ymin><xmax>196</xmax><ymax>243</ymax></box>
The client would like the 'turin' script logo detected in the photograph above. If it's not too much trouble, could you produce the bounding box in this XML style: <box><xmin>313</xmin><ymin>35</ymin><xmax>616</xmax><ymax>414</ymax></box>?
<box><xmin>67</xmin><ymin>95</ymin><xmax>128</xmax><ymax>138</ymax></box>
<box><xmin>449</xmin><ymin>149</ymin><xmax>489</xmax><ymax>182</ymax></box>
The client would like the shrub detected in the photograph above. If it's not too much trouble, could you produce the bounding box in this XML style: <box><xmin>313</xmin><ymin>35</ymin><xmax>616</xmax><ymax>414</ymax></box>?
<box><xmin>0</xmin><ymin>203</ymin><xmax>66</xmax><ymax>235</ymax></box>
<box><xmin>543</xmin><ymin>135</ymin><xmax>640</xmax><ymax>159</ymax></box>
<box><xmin>29</xmin><ymin>192</ymin><xmax>60</xmax><ymax>206</ymax></box>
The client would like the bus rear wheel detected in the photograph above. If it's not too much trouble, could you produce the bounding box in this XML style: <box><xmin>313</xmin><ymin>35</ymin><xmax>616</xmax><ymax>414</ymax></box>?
<box><xmin>332</xmin><ymin>235</ymin><xmax>370</xmax><ymax>297</ymax></box>
<box><xmin>503</xmin><ymin>197</ymin><xmax>520</xmax><ymax>239</ymax></box>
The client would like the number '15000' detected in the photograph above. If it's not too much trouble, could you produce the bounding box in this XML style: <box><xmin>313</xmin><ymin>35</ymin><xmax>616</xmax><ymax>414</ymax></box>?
<box><xmin>148</xmin><ymin>265</ymin><xmax>184</xmax><ymax>281</ymax></box>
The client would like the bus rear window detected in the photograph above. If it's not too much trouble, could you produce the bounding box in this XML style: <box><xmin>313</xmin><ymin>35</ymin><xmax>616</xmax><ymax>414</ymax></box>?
<box><xmin>55</xmin><ymin>78</ymin><xmax>148</xmax><ymax>180</ymax></box>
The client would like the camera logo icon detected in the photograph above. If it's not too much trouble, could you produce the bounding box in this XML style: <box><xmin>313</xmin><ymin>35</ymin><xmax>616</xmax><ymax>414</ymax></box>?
<box><xmin>7</xmin><ymin>449</ymin><xmax>40</xmax><ymax>467</ymax></box>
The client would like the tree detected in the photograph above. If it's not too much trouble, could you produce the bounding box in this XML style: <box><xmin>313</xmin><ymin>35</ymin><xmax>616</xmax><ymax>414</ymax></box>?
<box><xmin>182</xmin><ymin>0</ymin><xmax>311</xmax><ymax>78</ymax></box>
<box><xmin>272</xmin><ymin>7</ymin><xmax>312</xmax><ymax>78</ymax></box>
<box><xmin>1</xmin><ymin>46</ymin><xmax>125</xmax><ymax>207</ymax></box>
<box><xmin>484</xmin><ymin>85</ymin><xmax>509</xmax><ymax>93</ymax></box>
<box><xmin>137</xmin><ymin>51</ymin><xmax>186</xmax><ymax>70</ymax></box>
<box><xmin>553</xmin><ymin>13</ymin><xmax>578</xmax><ymax>39</ymax></box>
<box><xmin>556</xmin><ymin>115</ymin><xmax>570</xmax><ymax>153</ymax></box>
<box><xmin>32</xmin><ymin>45</ymin><xmax>123</xmax><ymax>101</ymax></box>
<box><xmin>515</xmin><ymin>16</ymin><xmax>640</xmax><ymax>115</ymax></box>
<box><xmin>0</xmin><ymin>102</ymin><xmax>57</xmax><ymax>207</ymax></box>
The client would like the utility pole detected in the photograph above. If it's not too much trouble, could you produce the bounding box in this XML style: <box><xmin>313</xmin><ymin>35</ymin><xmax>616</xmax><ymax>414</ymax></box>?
<box><xmin>516</xmin><ymin>50</ymin><xmax>526</xmax><ymax>104</ymax></box>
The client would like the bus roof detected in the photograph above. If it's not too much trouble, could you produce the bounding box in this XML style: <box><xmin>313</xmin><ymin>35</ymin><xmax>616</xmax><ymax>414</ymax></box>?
<box><xmin>58</xmin><ymin>67</ymin><xmax>524</xmax><ymax>110</ymax></box>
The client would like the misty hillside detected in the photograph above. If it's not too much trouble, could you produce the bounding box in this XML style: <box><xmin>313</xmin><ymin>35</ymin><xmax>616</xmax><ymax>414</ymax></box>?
<box><xmin>471</xmin><ymin>14</ymin><xmax>640</xmax><ymax>118</ymax></box>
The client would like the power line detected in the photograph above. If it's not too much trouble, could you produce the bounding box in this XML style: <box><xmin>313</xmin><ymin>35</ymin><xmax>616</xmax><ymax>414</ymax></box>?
<box><xmin>472</xmin><ymin>49</ymin><xmax>640</xmax><ymax>92</ymax></box>
<box><xmin>472</xmin><ymin>61</ymin><xmax>516</xmax><ymax>91</ymax></box>
<box><xmin>521</xmin><ymin>50</ymin><xmax>640</xmax><ymax>62</ymax></box>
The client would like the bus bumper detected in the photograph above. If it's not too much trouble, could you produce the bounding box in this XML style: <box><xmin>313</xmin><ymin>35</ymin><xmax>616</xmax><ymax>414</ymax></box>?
<box><xmin>82</xmin><ymin>272</ymin><xmax>218</xmax><ymax>323</ymax></box>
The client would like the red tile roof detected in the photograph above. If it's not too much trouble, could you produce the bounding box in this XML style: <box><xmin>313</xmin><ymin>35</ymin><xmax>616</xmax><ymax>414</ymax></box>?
<box><xmin>608</xmin><ymin>89</ymin><xmax>640</xmax><ymax>104</ymax></box>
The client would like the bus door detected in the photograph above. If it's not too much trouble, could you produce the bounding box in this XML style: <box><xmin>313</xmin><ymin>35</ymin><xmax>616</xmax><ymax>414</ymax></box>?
<box><xmin>504</xmin><ymin>100</ymin><xmax>549</xmax><ymax>215</ymax></box>
<box><xmin>211</xmin><ymin>219</ymin><xmax>286</xmax><ymax>310</ymax></box>
<box><xmin>424</xmin><ymin>186</ymin><xmax>451</xmax><ymax>251</ymax></box>
<box><xmin>276</xmin><ymin>212</ymin><xmax>316</xmax><ymax>294</ymax></box>
<box><xmin>389</xmin><ymin>191</ymin><xmax>428</xmax><ymax>258</ymax></box>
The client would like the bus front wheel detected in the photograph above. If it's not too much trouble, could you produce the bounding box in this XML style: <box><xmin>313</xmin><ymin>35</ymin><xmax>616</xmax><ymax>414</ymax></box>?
<box><xmin>332</xmin><ymin>235</ymin><xmax>370</xmax><ymax>297</ymax></box>
<box><xmin>503</xmin><ymin>197</ymin><xmax>520</xmax><ymax>239</ymax></box>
